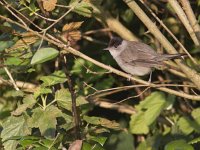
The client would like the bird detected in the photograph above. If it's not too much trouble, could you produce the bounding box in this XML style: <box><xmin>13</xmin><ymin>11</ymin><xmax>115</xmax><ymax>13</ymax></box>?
<box><xmin>104</xmin><ymin>37</ymin><xmax>186</xmax><ymax>81</ymax></box>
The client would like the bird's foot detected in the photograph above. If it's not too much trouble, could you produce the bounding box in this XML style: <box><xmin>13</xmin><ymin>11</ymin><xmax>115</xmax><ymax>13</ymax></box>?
<box><xmin>148</xmin><ymin>71</ymin><xmax>152</xmax><ymax>83</ymax></box>
<box><xmin>127</xmin><ymin>74</ymin><xmax>132</xmax><ymax>81</ymax></box>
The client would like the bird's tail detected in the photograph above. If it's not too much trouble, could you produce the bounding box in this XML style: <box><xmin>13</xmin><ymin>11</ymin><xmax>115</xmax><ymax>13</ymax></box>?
<box><xmin>157</xmin><ymin>53</ymin><xmax>187</xmax><ymax>61</ymax></box>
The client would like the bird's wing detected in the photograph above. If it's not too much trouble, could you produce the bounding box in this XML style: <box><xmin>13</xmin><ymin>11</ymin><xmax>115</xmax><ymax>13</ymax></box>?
<box><xmin>119</xmin><ymin>41</ymin><xmax>158</xmax><ymax>62</ymax></box>
<box><xmin>128</xmin><ymin>59</ymin><xmax>165</xmax><ymax>68</ymax></box>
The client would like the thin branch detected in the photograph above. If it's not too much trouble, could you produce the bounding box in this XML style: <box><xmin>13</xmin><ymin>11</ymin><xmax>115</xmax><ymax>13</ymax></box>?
<box><xmin>0</xmin><ymin>77</ymin><xmax>38</xmax><ymax>91</ymax></box>
<box><xmin>179</xmin><ymin>0</ymin><xmax>200</xmax><ymax>41</ymax></box>
<box><xmin>83</xmin><ymin>28</ymin><xmax>111</xmax><ymax>35</ymax></box>
<box><xmin>3</xmin><ymin>67</ymin><xmax>20</xmax><ymax>91</ymax></box>
<box><xmin>89</xmin><ymin>97</ymin><xmax>137</xmax><ymax>115</ymax></box>
<box><xmin>113</xmin><ymin>87</ymin><xmax>150</xmax><ymax>104</ymax></box>
<box><xmin>168</xmin><ymin>0</ymin><xmax>200</xmax><ymax>46</ymax></box>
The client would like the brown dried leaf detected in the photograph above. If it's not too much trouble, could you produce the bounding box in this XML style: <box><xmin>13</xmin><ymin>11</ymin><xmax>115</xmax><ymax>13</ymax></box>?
<box><xmin>62</xmin><ymin>21</ymin><xmax>84</xmax><ymax>32</ymax></box>
<box><xmin>42</xmin><ymin>0</ymin><xmax>57</xmax><ymax>11</ymax></box>
<box><xmin>7</xmin><ymin>36</ymin><xmax>38</xmax><ymax>51</ymax></box>
<box><xmin>61</xmin><ymin>31</ymin><xmax>81</xmax><ymax>43</ymax></box>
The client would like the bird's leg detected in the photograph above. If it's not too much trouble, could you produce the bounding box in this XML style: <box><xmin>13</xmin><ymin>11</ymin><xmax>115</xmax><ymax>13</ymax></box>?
<box><xmin>127</xmin><ymin>74</ymin><xmax>132</xmax><ymax>81</ymax></box>
<box><xmin>148</xmin><ymin>70</ymin><xmax>152</xmax><ymax>83</ymax></box>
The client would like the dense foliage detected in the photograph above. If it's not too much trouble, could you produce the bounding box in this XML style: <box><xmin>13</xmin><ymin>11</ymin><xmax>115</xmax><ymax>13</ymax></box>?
<box><xmin>0</xmin><ymin>0</ymin><xmax>200</xmax><ymax>150</ymax></box>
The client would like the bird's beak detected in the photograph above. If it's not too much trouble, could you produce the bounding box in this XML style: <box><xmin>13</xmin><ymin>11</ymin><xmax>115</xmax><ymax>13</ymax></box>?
<box><xmin>103</xmin><ymin>47</ymin><xmax>109</xmax><ymax>50</ymax></box>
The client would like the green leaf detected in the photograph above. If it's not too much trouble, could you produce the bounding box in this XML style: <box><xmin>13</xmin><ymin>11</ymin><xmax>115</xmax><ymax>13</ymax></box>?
<box><xmin>31</xmin><ymin>47</ymin><xmax>59</xmax><ymax>65</ymax></box>
<box><xmin>5</xmin><ymin>57</ymin><xmax>24</xmax><ymax>66</ymax></box>
<box><xmin>82</xmin><ymin>142</ymin><xmax>104</xmax><ymax>150</ymax></box>
<box><xmin>82</xmin><ymin>142</ymin><xmax>92</xmax><ymax>150</ymax></box>
<box><xmin>164</xmin><ymin>140</ymin><xmax>194</xmax><ymax>150</ymax></box>
<box><xmin>59</xmin><ymin>113</ymin><xmax>73</xmax><ymax>131</ymax></box>
<box><xmin>0</xmin><ymin>40</ymin><xmax>15</xmax><ymax>51</ymax></box>
<box><xmin>28</xmin><ymin>105</ymin><xmax>62</xmax><ymax>138</ymax></box>
<box><xmin>70</xmin><ymin>0</ymin><xmax>93</xmax><ymax>17</ymax></box>
<box><xmin>130</xmin><ymin>92</ymin><xmax>167</xmax><ymax>134</ymax></box>
<box><xmin>115</xmin><ymin>132</ymin><xmax>135</xmax><ymax>150</ymax></box>
<box><xmin>189</xmin><ymin>137</ymin><xmax>200</xmax><ymax>144</ymax></box>
<box><xmin>40</xmin><ymin>70</ymin><xmax>67</xmax><ymax>87</ymax></box>
<box><xmin>12</xmin><ymin>95</ymin><xmax>36</xmax><ymax>116</ymax></box>
<box><xmin>1</xmin><ymin>115</ymin><xmax>31</xmax><ymax>150</ymax></box>
<box><xmin>129</xmin><ymin>111</ymin><xmax>149</xmax><ymax>134</ymax></box>
<box><xmin>55</xmin><ymin>88</ymin><xmax>88</xmax><ymax>111</ymax></box>
<box><xmin>192</xmin><ymin>108</ymin><xmax>200</xmax><ymax>124</ymax></box>
<box><xmin>55</xmin><ymin>88</ymin><xmax>71</xmax><ymax>110</ymax></box>
<box><xmin>177</xmin><ymin>117</ymin><xmax>194</xmax><ymax>134</ymax></box>
<box><xmin>34</xmin><ymin>87</ymin><xmax>52</xmax><ymax>99</ymax></box>
<box><xmin>89</xmin><ymin>136</ymin><xmax>107</xmax><ymax>146</ymax></box>
<box><xmin>138</xmin><ymin>92</ymin><xmax>167</xmax><ymax>125</ymax></box>
<box><xmin>11</xmin><ymin>90</ymin><xmax>25</xmax><ymax>97</ymax></box>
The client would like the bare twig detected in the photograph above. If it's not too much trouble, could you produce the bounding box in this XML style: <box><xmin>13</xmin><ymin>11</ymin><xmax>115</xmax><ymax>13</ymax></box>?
<box><xmin>84</xmin><ymin>28</ymin><xmax>111</xmax><ymax>35</ymax></box>
<box><xmin>168</xmin><ymin>0</ymin><xmax>200</xmax><ymax>46</ymax></box>
<box><xmin>0</xmin><ymin>77</ymin><xmax>38</xmax><ymax>91</ymax></box>
<box><xmin>179</xmin><ymin>0</ymin><xmax>200</xmax><ymax>41</ymax></box>
<box><xmin>88</xmin><ymin>97</ymin><xmax>136</xmax><ymax>115</ymax></box>
<box><xmin>3</xmin><ymin>67</ymin><xmax>20</xmax><ymax>91</ymax></box>
<box><xmin>113</xmin><ymin>87</ymin><xmax>150</xmax><ymax>104</ymax></box>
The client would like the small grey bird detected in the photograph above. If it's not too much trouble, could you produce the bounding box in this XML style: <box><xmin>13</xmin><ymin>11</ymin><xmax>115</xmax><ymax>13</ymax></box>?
<box><xmin>104</xmin><ymin>37</ymin><xmax>185</xmax><ymax>80</ymax></box>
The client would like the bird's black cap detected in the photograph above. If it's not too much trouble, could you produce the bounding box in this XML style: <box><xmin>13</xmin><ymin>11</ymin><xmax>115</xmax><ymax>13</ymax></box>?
<box><xmin>108</xmin><ymin>37</ymin><xmax>123</xmax><ymax>48</ymax></box>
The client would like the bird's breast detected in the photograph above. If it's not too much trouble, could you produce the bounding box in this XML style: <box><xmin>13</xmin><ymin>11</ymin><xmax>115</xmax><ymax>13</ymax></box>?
<box><xmin>114</xmin><ymin>56</ymin><xmax>152</xmax><ymax>76</ymax></box>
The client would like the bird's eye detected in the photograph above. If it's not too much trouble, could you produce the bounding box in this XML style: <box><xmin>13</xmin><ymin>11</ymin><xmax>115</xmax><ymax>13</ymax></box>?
<box><xmin>114</xmin><ymin>44</ymin><xmax>118</xmax><ymax>48</ymax></box>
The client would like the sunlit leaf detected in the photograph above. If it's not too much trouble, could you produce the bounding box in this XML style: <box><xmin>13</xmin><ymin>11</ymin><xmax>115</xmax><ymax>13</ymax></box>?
<box><xmin>31</xmin><ymin>47</ymin><xmax>59</xmax><ymax>65</ymax></box>
<box><xmin>40</xmin><ymin>70</ymin><xmax>67</xmax><ymax>87</ymax></box>
<box><xmin>55</xmin><ymin>88</ymin><xmax>88</xmax><ymax>111</ymax></box>
<box><xmin>4</xmin><ymin>57</ymin><xmax>24</xmax><ymax>66</ymax></box>
<box><xmin>70</xmin><ymin>0</ymin><xmax>93</xmax><ymax>17</ymax></box>
<box><xmin>34</xmin><ymin>87</ymin><xmax>52</xmax><ymax>98</ymax></box>
<box><xmin>189</xmin><ymin>137</ymin><xmax>200</xmax><ymax>144</ymax></box>
<box><xmin>28</xmin><ymin>105</ymin><xmax>62</xmax><ymax>138</ymax></box>
<box><xmin>89</xmin><ymin>136</ymin><xmax>107</xmax><ymax>146</ymax></box>
<box><xmin>129</xmin><ymin>111</ymin><xmax>149</xmax><ymax>134</ymax></box>
<box><xmin>164</xmin><ymin>140</ymin><xmax>194</xmax><ymax>150</ymax></box>
<box><xmin>177</xmin><ymin>117</ymin><xmax>194</xmax><ymax>134</ymax></box>
<box><xmin>55</xmin><ymin>88</ymin><xmax>71</xmax><ymax>110</ymax></box>
<box><xmin>138</xmin><ymin>92</ymin><xmax>167</xmax><ymax>125</ymax></box>
<box><xmin>12</xmin><ymin>95</ymin><xmax>36</xmax><ymax>116</ymax></box>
